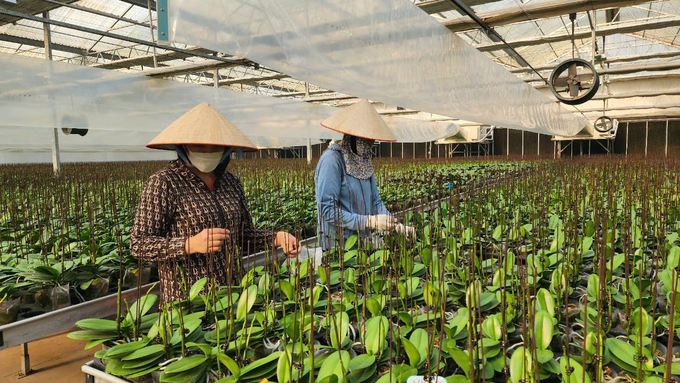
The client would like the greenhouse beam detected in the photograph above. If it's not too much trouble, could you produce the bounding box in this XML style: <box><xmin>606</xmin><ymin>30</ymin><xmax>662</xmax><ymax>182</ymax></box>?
<box><xmin>477</xmin><ymin>16</ymin><xmax>680</xmax><ymax>52</ymax></box>
<box><xmin>43</xmin><ymin>11</ymin><xmax>60</xmax><ymax>177</ymax></box>
<box><xmin>447</xmin><ymin>0</ymin><xmax>532</xmax><ymax>68</ymax></box>
<box><xmin>0</xmin><ymin>8</ymin><xmax>246</xmax><ymax>66</ymax></box>
<box><xmin>41</xmin><ymin>0</ymin><xmax>154</xmax><ymax>29</ymax></box>
<box><xmin>442</xmin><ymin>0</ymin><xmax>650</xmax><ymax>32</ymax></box>
<box><xmin>527</xmin><ymin>60</ymin><xmax>680</xmax><ymax>83</ymax></box>
<box><xmin>511</xmin><ymin>50</ymin><xmax>680</xmax><ymax>74</ymax></box>
<box><xmin>0</xmin><ymin>33</ymin><xmax>122</xmax><ymax>60</ymax></box>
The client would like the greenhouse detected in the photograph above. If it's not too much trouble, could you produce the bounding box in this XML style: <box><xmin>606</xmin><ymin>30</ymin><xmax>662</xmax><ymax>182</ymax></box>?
<box><xmin>1</xmin><ymin>0</ymin><xmax>680</xmax><ymax>383</ymax></box>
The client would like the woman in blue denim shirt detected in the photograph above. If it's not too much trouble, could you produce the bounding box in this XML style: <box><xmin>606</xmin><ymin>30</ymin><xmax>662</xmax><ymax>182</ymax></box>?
<box><xmin>314</xmin><ymin>100</ymin><xmax>414</xmax><ymax>250</ymax></box>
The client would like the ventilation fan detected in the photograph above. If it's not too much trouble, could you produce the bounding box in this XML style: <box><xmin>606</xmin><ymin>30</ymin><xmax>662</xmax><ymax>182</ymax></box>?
<box><xmin>548</xmin><ymin>13</ymin><xmax>600</xmax><ymax>105</ymax></box>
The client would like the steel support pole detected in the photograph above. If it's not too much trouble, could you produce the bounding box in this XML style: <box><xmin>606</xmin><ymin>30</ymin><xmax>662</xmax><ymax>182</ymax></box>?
<box><xmin>146</xmin><ymin>0</ymin><xmax>158</xmax><ymax>68</ymax></box>
<box><xmin>521</xmin><ymin>131</ymin><xmax>524</xmax><ymax>158</ymax></box>
<box><xmin>506</xmin><ymin>129</ymin><xmax>509</xmax><ymax>157</ymax></box>
<box><xmin>665</xmin><ymin>120</ymin><xmax>669</xmax><ymax>157</ymax></box>
<box><xmin>645</xmin><ymin>121</ymin><xmax>649</xmax><ymax>157</ymax></box>
<box><xmin>20</xmin><ymin>343</ymin><xmax>30</xmax><ymax>376</ymax></box>
<box><xmin>306</xmin><ymin>138</ymin><xmax>312</xmax><ymax>165</ymax></box>
<box><xmin>553</xmin><ymin>141</ymin><xmax>556</xmax><ymax>159</ymax></box>
<box><xmin>590</xmin><ymin>11</ymin><xmax>597</xmax><ymax>67</ymax></box>
<box><xmin>44</xmin><ymin>12</ymin><xmax>60</xmax><ymax>176</ymax></box>
<box><xmin>626</xmin><ymin>122</ymin><xmax>629</xmax><ymax>155</ymax></box>
<box><xmin>402</xmin><ymin>143</ymin><xmax>404</xmax><ymax>159</ymax></box>
<box><xmin>537</xmin><ymin>134</ymin><xmax>540</xmax><ymax>156</ymax></box>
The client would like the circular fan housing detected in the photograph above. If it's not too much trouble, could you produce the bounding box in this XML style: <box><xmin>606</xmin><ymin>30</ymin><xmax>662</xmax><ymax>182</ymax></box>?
<box><xmin>594</xmin><ymin>116</ymin><xmax>614</xmax><ymax>133</ymax></box>
<box><xmin>549</xmin><ymin>58</ymin><xmax>600</xmax><ymax>105</ymax></box>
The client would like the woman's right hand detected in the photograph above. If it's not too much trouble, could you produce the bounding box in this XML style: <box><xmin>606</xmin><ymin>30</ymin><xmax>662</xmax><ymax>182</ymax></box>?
<box><xmin>185</xmin><ymin>228</ymin><xmax>230</xmax><ymax>254</ymax></box>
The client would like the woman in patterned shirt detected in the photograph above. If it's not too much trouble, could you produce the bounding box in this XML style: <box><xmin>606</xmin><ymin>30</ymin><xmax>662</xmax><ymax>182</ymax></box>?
<box><xmin>131</xmin><ymin>103</ymin><xmax>300</xmax><ymax>303</ymax></box>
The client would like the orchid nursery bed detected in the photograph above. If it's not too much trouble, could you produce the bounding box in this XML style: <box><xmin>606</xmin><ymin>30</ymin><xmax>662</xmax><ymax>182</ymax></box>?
<box><xmin>0</xmin><ymin>159</ymin><xmax>520</xmax><ymax>326</ymax></box>
<box><xmin>69</xmin><ymin>158</ymin><xmax>680</xmax><ymax>383</ymax></box>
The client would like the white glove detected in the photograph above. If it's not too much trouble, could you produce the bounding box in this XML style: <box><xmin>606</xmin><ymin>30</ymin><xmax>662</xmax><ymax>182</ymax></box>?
<box><xmin>365</xmin><ymin>214</ymin><xmax>397</xmax><ymax>231</ymax></box>
<box><xmin>395</xmin><ymin>224</ymin><xmax>416</xmax><ymax>239</ymax></box>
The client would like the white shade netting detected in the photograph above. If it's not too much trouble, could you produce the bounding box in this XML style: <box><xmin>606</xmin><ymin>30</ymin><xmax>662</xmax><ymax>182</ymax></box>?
<box><xmin>536</xmin><ymin>74</ymin><xmax>680</xmax><ymax>121</ymax></box>
<box><xmin>166</xmin><ymin>0</ymin><xmax>585</xmax><ymax>136</ymax></box>
<box><xmin>0</xmin><ymin>53</ymin><xmax>459</xmax><ymax>163</ymax></box>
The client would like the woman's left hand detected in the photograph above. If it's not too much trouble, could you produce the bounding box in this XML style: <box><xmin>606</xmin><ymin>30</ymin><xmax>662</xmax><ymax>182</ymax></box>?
<box><xmin>275</xmin><ymin>231</ymin><xmax>301</xmax><ymax>257</ymax></box>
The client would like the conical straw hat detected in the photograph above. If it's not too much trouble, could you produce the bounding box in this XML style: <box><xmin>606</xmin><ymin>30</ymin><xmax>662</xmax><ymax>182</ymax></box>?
<box><xmin>320</xmin><ymin>99</ymin><xmax>397</xmax><ymax>142</ymax></box>
<box><xmin>147</xmin><ymin>102</ymin><xmax>258</xmax><ymax>151</ymax></box>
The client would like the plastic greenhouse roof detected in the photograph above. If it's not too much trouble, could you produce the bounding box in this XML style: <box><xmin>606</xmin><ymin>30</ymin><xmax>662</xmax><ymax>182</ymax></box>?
<box><xmin>0</xmin><ymin>0</ymin><xmax>679</xmax><ymax>132</ymax></box>
<box><xmin>0</xmin><ymin>1</ymin><xmax>675</xmax><ymax>68</ymax></box>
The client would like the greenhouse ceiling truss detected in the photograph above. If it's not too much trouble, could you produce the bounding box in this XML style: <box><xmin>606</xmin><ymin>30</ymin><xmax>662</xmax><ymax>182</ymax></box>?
<box><xmin>0</xmin><ymin>0</ymin><xmax>678</xmax><ymax>140</ymax></box>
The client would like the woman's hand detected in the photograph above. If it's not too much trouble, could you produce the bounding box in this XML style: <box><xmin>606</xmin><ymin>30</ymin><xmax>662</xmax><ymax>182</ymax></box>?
<box><xmin>185</xmin><ymin>228</ymin><xmax>230</xmax><ymax>254</ymax></box>
<box><xmin>275</xmin><ymin>231</ymin><xmax>301</xmax><ymax>258</ymax></box>
<box><xmin>366</xmin><ymin>214</ymin><xmax>397</xmax><ymax>231</ymax></box>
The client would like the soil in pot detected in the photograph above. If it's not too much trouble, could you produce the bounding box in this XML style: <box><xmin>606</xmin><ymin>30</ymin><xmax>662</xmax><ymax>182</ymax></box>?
<box><xmin>125</xmin><ymin>267</ymin><xmax>151</xmax><ymax>287</ymax></box>
<box><xmin>0</xmin><ymin>298</ymin><xmax>20</xmax><ymax>325</ymax></box>
<box><xmin>80</xmin><ymin>278</ymin><xmax>110</xmax><ymax>301</ymax></box>
<box><xmin>34</xmin><ymin>289</ymin><xmax>52</xmax><ymax>309</ymax></box>
<box><xmin>50</xmin><ymin>284</ymin><xmax>71</xmax><ymax>311</ymax></box>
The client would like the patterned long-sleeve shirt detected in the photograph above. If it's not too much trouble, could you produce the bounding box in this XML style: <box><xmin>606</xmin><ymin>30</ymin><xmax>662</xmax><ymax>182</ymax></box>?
<box><xmin>131</xmin><ymin>160</ymin><xmax>275</xmax><ymax>303</ymax></box>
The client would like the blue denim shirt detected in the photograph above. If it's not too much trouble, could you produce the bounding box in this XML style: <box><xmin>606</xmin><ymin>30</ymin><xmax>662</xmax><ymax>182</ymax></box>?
<box><xmin>315</xmin><ymin>143</ymin><xmax>390</xmax><ymax>250</ymax></box>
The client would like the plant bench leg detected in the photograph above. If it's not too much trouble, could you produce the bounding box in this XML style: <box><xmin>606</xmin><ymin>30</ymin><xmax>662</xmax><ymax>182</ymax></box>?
<box><xmin>19</xmin><ymin>342</ymin><xmax>31</xmax><ymax>377</ymax></box>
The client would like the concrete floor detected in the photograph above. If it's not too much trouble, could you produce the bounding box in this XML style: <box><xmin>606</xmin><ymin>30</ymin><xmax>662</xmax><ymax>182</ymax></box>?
<box><xmin>0</xmin><ymin>329</ymin><xmax>96</xmax><ymax>383</ymax></box>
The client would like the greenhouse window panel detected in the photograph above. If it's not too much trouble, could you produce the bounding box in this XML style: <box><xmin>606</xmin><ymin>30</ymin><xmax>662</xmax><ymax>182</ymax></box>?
<box><xmin>166</xmin><ymin>0</ymin><xmax>585</xmax><ymax>136</ymax></box>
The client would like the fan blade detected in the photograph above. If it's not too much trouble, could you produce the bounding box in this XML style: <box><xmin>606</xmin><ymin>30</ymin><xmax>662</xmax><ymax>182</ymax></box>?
<box><xmin>570</xmin><ymin>83</ymin><xmax>579</xmax><ymax>97</ymax></box>
<box><xmin>575</xmin><ymin>74</ymin><xmax>594</xmax><ymax>82</ymax></box>
<box><xmin>568</xmin><ymin>63</ymin><xmax>577</xmax><ymax>78</ymax></box>
<box><xmin>553</xmin><ymin>77</ymin><xmax>569</xmax><ymax>87</ymax></box>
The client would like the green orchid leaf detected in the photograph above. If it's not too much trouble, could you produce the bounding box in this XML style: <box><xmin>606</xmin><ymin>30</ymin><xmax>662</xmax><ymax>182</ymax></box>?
<box><xmin>121</xmin><ymin>344</ymin><xmax>165</xmax><ymax>361</ymax></box>
<box><xmin>185</xmin><ymin>342</ymin><xmax>212</xmax><ymax>357</ymax></box>
<box><xmin>510</xmin><ymin>347</ymin><xmax>532</xmax><ymax>383</ymax></box>
<box><xmin>401</xmin><ymin>337</ymin><xmax>420</xmax><ymax>368</ymax></box>
<box><xmin>216</xmin><ymin>352</ymin><xmax>240</xmax><ymax>378</ymax></box>
<box><xmin>348</xmin><ymin>354</ymin><xmax>375</xmax><ymax>371</ymax></box>
<box><xmin>318</xmin><ymin>350</ymin><xmax>350</xmax><ymax>382</ymax></box>
<box><xmin>328</xmin><ymin>311</ymin><xmax>350</xmax><ymax>349</ymax></box>
<box><xmin>124</xmin><ymin>294</ymin><xmax>158</xmax><ymax>325</ymax></box>
<box><xmin>345</xmin><ymin>235</ymin><xmax>358</xmax><ymax>251</ymax></box>
<box><xmin>534</xmin><ymin>310</ymin><xmax>554</xmax><ymax>350</ymax></box>
<box><xmin>365</xmin><ymin>316</ymin><xmax>389</xmax><ymax>355</ymax></box>
<box><xmin>76</xmin><ymin>318</ymin><xmax>120</xmax><ymax>332</ymax></box>
<box><xmin>560</xmin><ymin>355</ymin><xmax>592</xmax><ymax>383</ymax></box>
<box><xmin>163</xmin><ymin>355</ymin><xmax>208</xmax><ymax>375</ymax></box>
<box><xmin>189</xmin><ymin>278</ymin><xmax>207</xmax><ymax>301</ymax></box>
<box><xmin>279</xmin><ymin>280</ymin><xmax>294</xmax><ymax>301</ymax></box>
<box><xmin>105</xmin><ymin>338</ymin><xmax>150</xmax><ymax>358</ymax></box>
<box><xmin>410</xmin><ymin>328</ymin><xmax>430</xmax><ymax>364</ymax></box>
<box><xmin>535</xmin><ymin>288</ymin><xmax>555</xmax><ymax>317</ymax></box>
<box><xmin>236</xmin><ymin>285</ymin><xmax>258</xmax><ymax>322</ymax></box>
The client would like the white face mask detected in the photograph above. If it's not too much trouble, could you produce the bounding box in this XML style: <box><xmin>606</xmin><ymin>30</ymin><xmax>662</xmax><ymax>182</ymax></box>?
<box><xmin>187</xmin><ymin>148</ymin><xmax>224</xmax><ymax>173</ymax></box>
